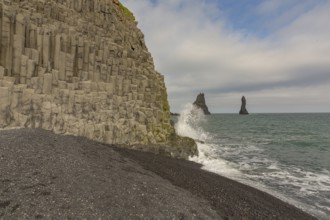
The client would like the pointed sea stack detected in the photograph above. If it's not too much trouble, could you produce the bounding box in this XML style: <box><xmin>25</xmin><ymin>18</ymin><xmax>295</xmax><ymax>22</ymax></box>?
<box><xmin>193</xmin><ymin>93</ymin><xmax>211</xmax><ymax>115</ymax></box>
<box><xmin>239</xmin><ymin>96</ymin><xmax>249</xmax><ymax>115</ymax></box>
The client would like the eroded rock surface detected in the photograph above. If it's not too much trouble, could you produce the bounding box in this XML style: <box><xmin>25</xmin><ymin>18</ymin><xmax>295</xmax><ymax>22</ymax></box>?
<box><xmin>0</xmin><ymin>0</ymin><xmax>196</xmax><ymax>157</ymax></box>
<box><xmin>239</xmin><ymin>96</ymin><xmax>249</xmax><ymax>115</ymax></box>
<box><xmin>193</xmin><ymin>93</ymin><xmax>210</xmax><ymax>115</ymax></box>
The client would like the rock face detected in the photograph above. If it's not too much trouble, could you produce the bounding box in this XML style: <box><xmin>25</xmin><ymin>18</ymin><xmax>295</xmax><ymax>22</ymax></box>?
<box><xmin>239</xmin><ymin>96</ymin><xmax>249</xmax><ymax>115</ymax></box>
<box><xmin>193</xmin><ymin>93</ymin><xmax>210</xmax><ymax>115</ymax></box>
<box><xmin>0</xmin><ymin>0</ymin><xmax>196</xmax><ymax>158</ymax></box>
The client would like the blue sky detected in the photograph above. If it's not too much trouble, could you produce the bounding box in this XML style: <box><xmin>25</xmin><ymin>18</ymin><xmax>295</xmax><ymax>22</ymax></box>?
<box><xmin>218</xmin><ymin>0</ymin><xmax>321</xmax><ymax>36</ymax></box>
<box><xmin>122</xmin><ymin>0</ymin><xmax>330</xmax><ymax>113</ymax></box>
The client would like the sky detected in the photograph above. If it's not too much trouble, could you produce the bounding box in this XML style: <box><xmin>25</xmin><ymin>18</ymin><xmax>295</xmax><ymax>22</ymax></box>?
<box><xmin>121</xmin><ymin>0</ymin><xmax>330</xmax><ymax>113</ymax></box>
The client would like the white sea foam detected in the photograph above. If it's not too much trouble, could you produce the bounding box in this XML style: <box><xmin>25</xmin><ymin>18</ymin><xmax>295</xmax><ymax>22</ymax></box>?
<box><xmin>258</xmin><ymin>166</ymin><xmax>330</xmax><ymax>194</ymax></box>
<box><xmin>267</xmin><ymin>162</ymin><xmax>280</xmax><ymax>170</ymax></box>
<box><xmin>174</xmin><ymin>106</ymin><xmax>330</xmax><ymax>219</ymax></box>
<box><xmin>190</xmin><ymin>142</ymin><xmax>241</xmax><ymax>176</ymax></box>
<box><xmin>175</xmin><ymin>104</ymin><xmax>209</xmax><ymax>141</ymax></box>
<box><xmin>175</xmin><ymin>104</ymin><xmax>240</xmax><ymax>177</ymax></box>
<box><xmin>242</xmin><ymin>165</ymin><xmax>330</xmax><ymax>219</ymax></box>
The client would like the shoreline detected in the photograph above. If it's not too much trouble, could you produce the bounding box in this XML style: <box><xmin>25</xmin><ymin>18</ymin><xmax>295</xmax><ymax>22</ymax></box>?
<box><xmin>115</xmin><ymin>147</ymin><xmax>317</xmax><ymax>220</ymax></box>
<box><xmin>0</xmin><ymin>128</ymin><xmax>316</xmax><ymax>219</ymax></box>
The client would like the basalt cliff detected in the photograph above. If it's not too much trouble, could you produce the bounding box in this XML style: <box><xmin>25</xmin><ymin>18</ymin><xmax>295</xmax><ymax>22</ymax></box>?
<box><xmin>0</xmin><ymin>0</ymin><xmax>196</xmax><ymax>158</ymax></box>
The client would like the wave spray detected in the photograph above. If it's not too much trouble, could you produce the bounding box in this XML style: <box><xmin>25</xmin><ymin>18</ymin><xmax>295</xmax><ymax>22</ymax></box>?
<box><xmin>174</xmin><ymin>104</ymin><xmax>240</xmax><ymax>176</ymax></box>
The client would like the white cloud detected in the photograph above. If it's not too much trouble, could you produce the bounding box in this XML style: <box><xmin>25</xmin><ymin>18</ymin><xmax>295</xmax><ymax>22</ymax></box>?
<box><xmin>122</xmin><ymin>0</ymin><xmax>330</xmax><ymax>113</ymax></box>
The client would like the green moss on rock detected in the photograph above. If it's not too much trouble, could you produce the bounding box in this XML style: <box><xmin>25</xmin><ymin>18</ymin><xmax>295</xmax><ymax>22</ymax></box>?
<box><xmin>162</xmin><ymin>92</ymin><xmax>170</xmax><ymax>113</ymax></box>
<box><xmin>118</xmin><ymin>2</ymin><xmax>135</xmax><ymax>20</ymax></box>
<box><xmin>166</xmin><ymin>132</ymin><xmax>198</xmax><ymax>159</ymax></box>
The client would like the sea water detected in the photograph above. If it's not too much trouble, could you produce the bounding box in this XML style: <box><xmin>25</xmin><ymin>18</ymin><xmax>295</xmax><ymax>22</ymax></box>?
<box><xmin>174</xmin><ymin>104</ymin><xmax>330</xmax><ymax>220</ymax></box>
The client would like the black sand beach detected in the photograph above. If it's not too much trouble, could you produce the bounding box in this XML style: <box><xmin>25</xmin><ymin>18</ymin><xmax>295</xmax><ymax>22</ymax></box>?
<box><xmin>0</xmin><ymin>129</ymin><xmax>316</xmax><ymax>219</ymax></box>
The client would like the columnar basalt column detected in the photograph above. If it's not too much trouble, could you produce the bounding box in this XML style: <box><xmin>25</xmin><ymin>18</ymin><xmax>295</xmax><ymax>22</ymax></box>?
<box><xmin>0</xmin><ymin>0</ymin><xmax>197</xmax><ymax>159</ymax></box>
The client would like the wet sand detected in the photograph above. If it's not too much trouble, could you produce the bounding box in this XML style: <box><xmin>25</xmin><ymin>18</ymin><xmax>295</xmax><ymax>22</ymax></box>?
<box><xmin>0</xmin><ymin>128</ymin><xmax>316</xmax><ymax>219</ymax></box>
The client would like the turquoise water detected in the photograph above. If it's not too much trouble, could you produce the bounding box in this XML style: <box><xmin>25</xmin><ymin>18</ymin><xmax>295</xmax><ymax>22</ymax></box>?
<box><xmin>174</xmin><ymin>106</ymin><xmax>330</xmax><ymax>219</ymax></box>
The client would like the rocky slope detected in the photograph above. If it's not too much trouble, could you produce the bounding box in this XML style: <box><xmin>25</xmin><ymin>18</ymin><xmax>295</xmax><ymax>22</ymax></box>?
<box><xmin>0</xmin><ymin>128</ymin><xmax>219</xmax><ymax>219</ymax></box>
<box><xmin>0</xmin><ymin>128</ymin><xmax>315</xmax><ymax>220</ymax></box>
<box><xmin>0</xmin><ymin>0</ymin><xmax>196</xmax><ymax>158</ymax></box>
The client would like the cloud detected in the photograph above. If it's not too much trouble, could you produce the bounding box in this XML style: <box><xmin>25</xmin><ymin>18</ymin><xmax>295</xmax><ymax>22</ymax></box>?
<box><xmin>122</xmin><ymin>0</ymin><xmax>330</xmax><ymax>113</ymax></box>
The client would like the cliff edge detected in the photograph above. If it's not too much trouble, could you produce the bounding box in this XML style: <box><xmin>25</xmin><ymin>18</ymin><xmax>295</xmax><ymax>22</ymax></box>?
<box><xmin>0</xmin><ymin>0</ymin><xmax>196</xmax><ymax>158</ymax></box>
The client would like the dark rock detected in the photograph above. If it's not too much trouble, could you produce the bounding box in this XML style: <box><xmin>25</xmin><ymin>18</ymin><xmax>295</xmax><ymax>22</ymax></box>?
<box><xmin>128</xmin><ymin>132</ymin><xmax>198</xmax><ymax>160</ymax></box>
<box><xmin>0</xmin><ymin>129</ymin><xmax>217</xmax><ymax>219</ymax></box>
<box><xmin>193</xmin><ymin>93</ymin><xmax>211</xmax><ymax>115</ymax></box>
<box><xmin>0</xmin><ymin>128</ymin><xmax>317</xmax><ymax>220</ymax></box>
<box><xmin>239</xmin><ymin>96</ymin><xmax>249</xmax><ymax>115</ymax></box>
<box><xmin>118</xmin><ymin>147</ymin><xmax>317</xmax><ymax>220</ymax></box>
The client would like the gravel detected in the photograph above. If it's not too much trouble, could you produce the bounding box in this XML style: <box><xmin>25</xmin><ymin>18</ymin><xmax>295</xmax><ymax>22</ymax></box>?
<box><xmin>0</xmin><ymin>128</ymin><xmax>316</xmax><ymax>219</ymax></box>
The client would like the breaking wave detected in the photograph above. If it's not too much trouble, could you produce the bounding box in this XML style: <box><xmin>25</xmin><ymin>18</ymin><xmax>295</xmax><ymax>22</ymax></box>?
<box><xmin>174</xmin><ymin>104</ymin><xmax>241</xmax><ymax>177</ymax></box>
<box><xmin>173</xmin><ymin>105</ymin><xmax>330</xmax><ymax>219</ymax></box>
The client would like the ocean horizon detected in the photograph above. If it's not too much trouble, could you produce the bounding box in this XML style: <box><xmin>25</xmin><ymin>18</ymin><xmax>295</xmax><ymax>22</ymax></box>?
<box><xmin>173</xmin><ymin>112</ymin><xmax>330</xmax><ymax>115</ymax></box>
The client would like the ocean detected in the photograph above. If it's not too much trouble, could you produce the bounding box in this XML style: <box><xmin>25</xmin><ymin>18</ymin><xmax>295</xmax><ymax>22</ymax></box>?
<box><xmin>173</xmin><ymin>104</ymin><xmax>330</xmax><ymax>220</ymax></box>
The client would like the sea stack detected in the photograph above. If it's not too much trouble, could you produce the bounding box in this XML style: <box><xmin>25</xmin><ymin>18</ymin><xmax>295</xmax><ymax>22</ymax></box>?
<box><xmin>239</xmin><ymin>96</ymin><xmax>249</xmax><ymax>115</ymax></box>
<box><xmin>193</xmin><ymin>93</ymin><xmax>211</xmax><ymax>115</ymax></box>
